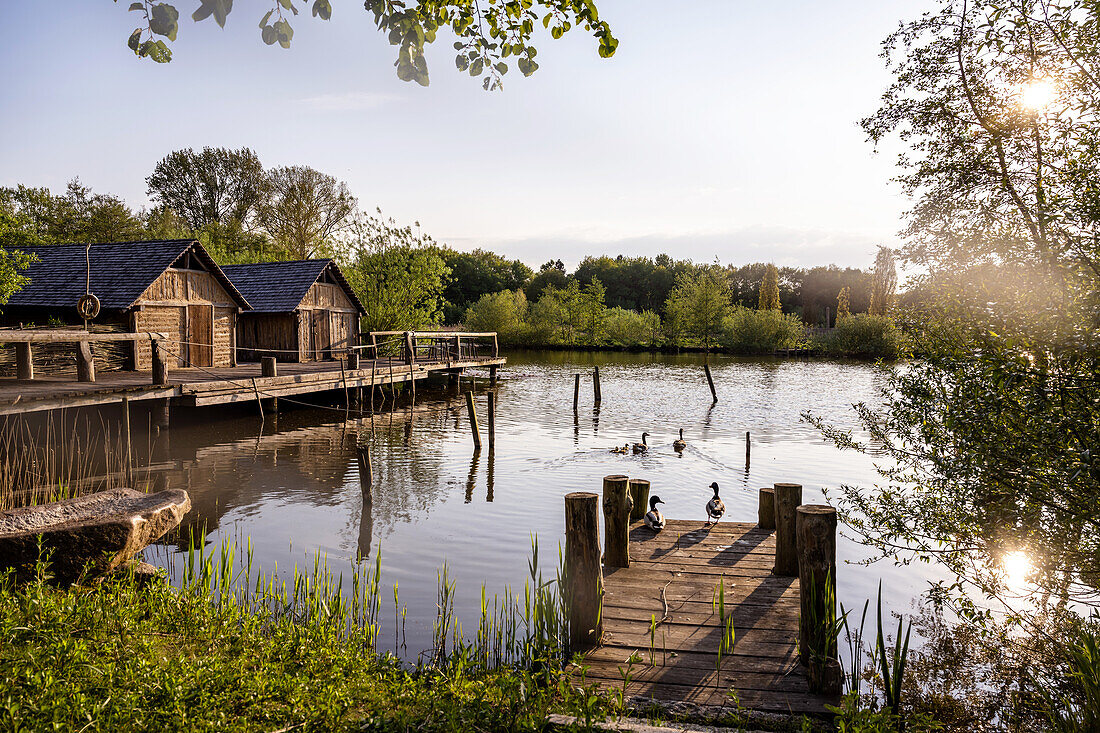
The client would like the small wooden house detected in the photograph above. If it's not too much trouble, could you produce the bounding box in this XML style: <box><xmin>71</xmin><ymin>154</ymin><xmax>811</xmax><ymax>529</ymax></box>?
<box><xmin>221</xmin><ymin>260</ymin><xmax>365</xmax><ymax>362</ymax></box>
<box><xmin>2</xmin><ymin>239</ymin><xmax>250</xmax><ymax>369</ymax></box>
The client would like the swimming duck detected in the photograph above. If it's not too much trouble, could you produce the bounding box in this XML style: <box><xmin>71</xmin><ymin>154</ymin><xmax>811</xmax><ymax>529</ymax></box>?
<box><xmin>609</xmin><ymin>444</ymin><xmax>629</xmax><ymax>454</ymax></box>
<box><xmin>644</xmin><ymin>495</ymin><xmax>666</xmax><ymax>531</ymax></box>
<box><xmin>705</xmin><ymin>482</ymin><xmax>725</xmax><ymax>526</ymax></box>
<box><xmin>672</xmin><ymin>428</ymin><xmax>686</xmax><ymax>452</ymax></box>
<box><xmin>632</xmin><ymin>432</ymin><xmax>650</xmax><ymax>454</ymax></box>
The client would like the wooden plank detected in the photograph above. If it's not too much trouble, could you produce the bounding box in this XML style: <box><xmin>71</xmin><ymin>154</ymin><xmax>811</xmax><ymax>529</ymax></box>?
<box><xmin>0</xmin><ymin>331</ymin><xmax>168</xmax><ymax>343</ymax></box>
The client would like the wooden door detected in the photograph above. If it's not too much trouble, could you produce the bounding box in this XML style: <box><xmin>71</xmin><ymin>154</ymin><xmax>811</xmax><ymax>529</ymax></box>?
<box><xmin>312</xmin><ymin>310</ymin><xmax>331</xmax><ymax>360</ymax></box>
<box><xmin>187</xmin><ymin>305</ymin><xmax>214</xmax><ymax>367</ymax></box>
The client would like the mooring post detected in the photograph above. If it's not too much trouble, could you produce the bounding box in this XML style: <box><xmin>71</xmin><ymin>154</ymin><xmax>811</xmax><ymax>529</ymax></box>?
<box><xmin>593</xmin><ymin>366</ymin><xmax>602</xmax><ymax>404</ymax></box>
<box><xmin>260</xmin><ymin>356</ymin><xmax>278</xmax><ymax>413</ymax></box>
<box><xmin>76</xmin><ymin>340</ymin><xmax>96</xmax><ymax>382</ymax></box>
<box><xmin>773</xmin><ymin>482</ymin><xmax>803</xmax><ymax>576</ymax></box>
<box><xmin>122</xmin><ymin>396</ymin><xmax>133</xmax><ymax>488</ymax></box>
<box><xmin>628</xmin><ymin>478</ymin><xmax>650</xmax><ymax>522</ymax></box>
<box><xmin>758</xmin><ymin>486</ymin><xmax>776</xmax><ymax>529</ymax></box>
<box><xmin>15</xmin><ymin>342</ymin><xmax>32</xmax><ymax>380</ymax></box>
<box><xmin>797</xmin><ymin>504</ymin><xmax>841</xmax><ymax>694</ymax></box>
<box><xmin>348</xmin><ymin>352</ymin><xmax>360</xmax><ymax>370</ymax></box>
<box><xmin>704</xmin><ymin>362</ymin><xmax>717</xmax><ymax>402</ymax></box>
<box><xmin>152</xmin><ymin>339</ymin><xmax>168</xmax><ymax>386</ymax></box>
<box><xmin>602</xmin><ymin>474</ymin><xmax>631</xmax><ymax>568</ymax></box>
<box><xmin>565</xmin><ymin>491</ymin><xmax>603</xmax><ymax>651</ymax></box>
<box><xmin>465</xmin><ymin>390</ymin><xmax>482</xmax><ymax>449</ymax></box>
<box><xmin>357</xmin><ymin>443</ymin><xmax>373</xmax><ymax>502</ymax></box>
<box><xmin>573</xmin><ymin>374</ymin><xmax>581</xmax><ymax>411</ymax></box>
<box><xmin>489</xmin><ymin>364</ymin><xmax>498</xmax><ymax>385</ymax></box>
<box><xmin>487</xmin><ymin>391</ymin><xmax>496</xmax><ymax>448</ymax></box>
<box><xmin>746</xmin><ymin>430</ymin><xmax>751</xmax><ymax>466</ymax></box>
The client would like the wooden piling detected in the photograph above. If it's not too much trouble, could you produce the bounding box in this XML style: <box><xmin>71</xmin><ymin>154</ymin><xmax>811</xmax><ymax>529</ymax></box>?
<box><xmin>746</xmin><ymin>430</ymin><xmax>751</xmax><ymax>465</ymax></box>
<box><xmin>601</xmin><ymin>474</ymin><xmax>630</xmax><ymax>568</ymax></box>
<box><xmin>564</xmin><ymin>492</ymin><xmax>603</xmax><ymax>651</ymax></box>
<box><xmin>465</xmin><ymin>391</ymin><xmax>482</xmax><ymax>449</ymax></box>
<box><xmin>758</xmin><ymin>486</ymin><xmax>775</xmax><ymax>529</ymax></box>
<box><xmin>261</xmin><ymin>356</ymin><xmax>278</xmax><ymax>378</ymax></box>
<box><xmin>15</xmin><ymin>343</ymin><xmax>32</xmax><ymax>380</ymax></box>
<box><xmin>573</xmin><ymin>373</ymin><xmax>581</xmax><ymax>411</ymax></box>
<box><xmin>357</xmin><ymin>444</ymin><xmax>373</xmax><ymax>502</ymax></box>
<box><xmin>593</xmin><ymin>366</ymin><xmax>602</xmax><ymax>404</ymax></box>
<box><xmin>628</xmin><ymin>478</ymin><xmax>650</xmax><ymax>522</ymax></box>
<box><xmin>489</xmin><ymin>365</ymin><xmax>498</xmax><ymax>385</ymax></box>
<box><xmin>122</xmin><ymin>396</ymin><xmax>133</xmax><ymax>488</ymax></box>
<box><xmin>348</xmin><ymin>352</ymin><xmax>360</xmax><ymax>370</ymax></box>
<box><xmin>704</xmin><ymin>362</ymin><xmax>717</xmax><ymax>402</ymax></box>
<box><xmin>797</xmin><ymin>504</ymin><xmax>840</xmax><ymax>694</ymax></box>
<box><xmin>152</xmin><ymin>340</ymin><xmax>168</xmax><ymax>386</ymax></box>
<box><xmin>76</xmin><ymin>340</ymin><xmax>95</xmax><ymax>382</ymax></box>
<box><xmin>487</xmin><ymin>391</ymin><xmax>496</xmax><ymax>448</ymax></box>
<box><xmin>773</xmin><ymin>482</ymin><xmax>803</xmax><ymax>576</ymax></box>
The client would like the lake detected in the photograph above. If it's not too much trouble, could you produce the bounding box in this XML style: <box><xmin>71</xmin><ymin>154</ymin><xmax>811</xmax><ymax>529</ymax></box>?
<box><xmin>125</xmin><ymin>350</ymin><xmax>949</xmax><ymax>659</ymax></box>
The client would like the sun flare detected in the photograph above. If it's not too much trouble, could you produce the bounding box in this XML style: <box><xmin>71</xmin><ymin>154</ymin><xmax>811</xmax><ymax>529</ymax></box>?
<box><xmin>1001</xmin><ymin>550</ymin><xmax>1035</xmax><ymax>587</ymax></box>
<box><xmin>1019</xmin><ymin>78</ymin><xmax>1056</xmax><ymax>111</ymax></box>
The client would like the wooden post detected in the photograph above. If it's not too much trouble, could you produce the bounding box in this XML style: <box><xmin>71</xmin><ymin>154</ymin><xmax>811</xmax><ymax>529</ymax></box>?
<box><xmin>628</xmin><ymin>479</ymin><xmax>650</xmax><ymax>522</ymax></box>
<box><xmin>129</xmin><ymin>337</ymin><xmax>141</xmax><ymax>371</ymax></box>
<box><xmin>404</xmin><ymin>331</ymin><xmax>416</xmax><ymax>365</ymax></box>
<box><xmin>153</xmin><ymin>399</ymin><xmax>170</xmax><ymax>432</ymax></box>
<box><xmin>573</xmin><ymin>374</ymin><xmax>581</xmax><ymax>411</ymax></box>
<box><xmin>704</xmin><ymin>362</ymin><xmax>717</xmax><ymax>402</ymax></box>
<box><xmin>602</xmin><ymin>474</ymin><xmax>630</xmax><ymax>568</ymax></box>
<box><xmin>370</xmin><ymin>333</ymin><xmax>379</xmax><ymax>360</ymax></box>
<box><xmin>593</xmin><ymin>366</ymin><xmax>602</xmax><ymax>404</ymax></box>
<box><xmin>492</xmin><ymin>333</ymin><xmax>499</xmax><ymax>358</ymax></box>
<box><xmin>465</xmin><ymin>390</ymin><xmax>482</xmax><ymax>449</ymax></box>
<box><xmin>15</xmin><ymin>342</ymin><xmax>32</xmax><ymax>380</ymax></box>
<box><xmin>261</xmin><ymin>356</ymin><xmax>277</xmax><ymax>378</ymax></box>
<box><xmin>758</xmin><ymin>487</ymin><xmax>775</xmax><ymax>529</ymax></box>
<box><xmin>348</xmin><ymin>352</ymin><xmax>360</xmax><ymax>370</ymax></box>
<box><xmin>76</xmin><ymin>340</ymin><xmax>96</xmax><ymax>382</ymax></box>
<box><xmin>487</xmin><ymin>391</ymin><xmax>496</xmax><ymax>448</ymax></box>
<box><xmin>746</xmin><ymin>430</ymin><xmax>751</xmax><ymax>465</ymax></box>
<box><xmin>489</xmin><ymin>365</ymin><xmax>498</xmax><ymax>385</ymax></box>
<box><xmin>357</xmin><ymin>444</ymin><xmax>373</xmax><ymax>502</ymax></box>
<box><xmin>797</xmin><ymin>504</ymin><xmax>841</xmax><ymax>694</ymax></box>
<box><xmin>122</xmin><ymin>397</ymin><xmax>133</xmax><ymax>488</ymax></box>
<box><xmin>251</xmin><ymin>377</ymin><xmax>264</xmax><ymax>421</ymax></box>
<box><xmin>565</xmin><ymin>492</ymin><xmax>602</xmax><ymax>651</ymax></box>
<box><xmin>151</xmin><ymin>339</ymin><xmax>168</xmax><ymax>385</ymax></box>
<box><xmin>773</xmin><ymin>482</ymin><xmax>803</xmax><ymax>576</ymax></box>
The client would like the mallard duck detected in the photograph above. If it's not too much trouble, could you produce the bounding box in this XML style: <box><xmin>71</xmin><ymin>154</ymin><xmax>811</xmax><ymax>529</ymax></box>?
<box><xmin>705</xmin><ymin>482</ymin><xmax>725</xmax><ymax>526</ymax></box>
<box><xmin>672</xmin><ymin>428</ymin><xmax>686</xmax><ymax>452</ymax></box>
<box><xmin>644</xmin><ymin>495</ymin><xmax>666</xmax><ymax>531</ymax></box>
<box><xmin>609</xmin><ymin>444</ymin><xmax>629</xmax><ymax>454</ymax></box>
<box><xmin>632</xmin><ymin>432</ymin><xmax>650</xmax><ymax>454</ymax></box>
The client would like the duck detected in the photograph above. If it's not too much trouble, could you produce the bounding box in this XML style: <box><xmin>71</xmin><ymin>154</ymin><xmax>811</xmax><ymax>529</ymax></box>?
<box><xmin>609</xmin><ymin>444</ymin><xmax>629</xmax><ymax>454</ymax></box>
<box><xmin>644</xmin><ymin>496</ymin><xmax>666</xmax><ymax>531</ymax></box>
<box><xmin>705</xmin><ymin>482</ymin><xmax>725</xmax><ymax>526</ymax></box>
<box><xmin>672</xmin><ymin>428</ymin><xmax>687</xmax><ymax>452</ymax></box>
<box><xmin>632</xmin><ymin>432</ymin><xmax>650</xmax><ymax>454</ymax></box>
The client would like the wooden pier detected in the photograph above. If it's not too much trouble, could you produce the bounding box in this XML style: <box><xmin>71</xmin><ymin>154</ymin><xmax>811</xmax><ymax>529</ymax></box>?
<box><xmin>566</xmin><ymin>486</ymin><xmax>841</xmax><ymax>719</ymax></box>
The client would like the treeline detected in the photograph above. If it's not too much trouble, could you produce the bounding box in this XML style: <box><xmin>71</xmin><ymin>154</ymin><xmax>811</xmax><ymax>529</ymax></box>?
<box><xmin>0</xmin><ymin>146</ymin><xmax>900</xmax><ymax>356</ymax></box>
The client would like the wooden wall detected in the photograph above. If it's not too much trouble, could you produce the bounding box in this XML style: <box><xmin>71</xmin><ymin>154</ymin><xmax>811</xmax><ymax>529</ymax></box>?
<box><xmin>133</xmin><ymin>268</ymin><xmax>239</xmax><ymax>369</ymax></box>
<box><xmin>297</xmin><ymin>281</ymin><xmax>360</xmax><ymax>361</ymax></box>
<box><xmin>237</xmin><ymin>313</ymin><xmax>299</xmax><ymax>362</ymax></box>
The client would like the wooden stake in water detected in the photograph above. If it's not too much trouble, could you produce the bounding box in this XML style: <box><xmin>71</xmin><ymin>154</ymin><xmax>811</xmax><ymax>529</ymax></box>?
<box><xmin>593</xmin><ymin>366</ymin><xmax>602</xmax><ymax>404</ymax></box>
<box><xmin>357</xmin><ymin>444</ymin><xmax>373</xmax><ymax>502</ymax></box>
<box><xmin>487</xmin><ymin>390</ymin><xmax>496</xmax><ymax>448</ymax></box>
<box><xmin>704</xmin><ymin>362</ymin><xmax>717</xmax><ymax>403</ymax></box>
<box><xmin>573</xmin><ymin>373</ymin><xmax>581</xmax><ymax>412</ymax></box>
<box><xmin>746</xmin><ymin>430</ymin><xmax>751</xmax><ymax>466</ymax></box>
<box><xmin>465</xmin><ymin>390</ymin><xmax>482</xmax><ymax>449</ymax></box>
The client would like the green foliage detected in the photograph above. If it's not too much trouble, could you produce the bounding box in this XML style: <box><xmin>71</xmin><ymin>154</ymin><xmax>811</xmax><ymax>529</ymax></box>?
<box><xmin>721</xmin><ymin>306</ymin><xmax>805</xmax><ymax>353</ymax></box>
<box><xmin>817</xmin><ymin>314</ymin><xmax>906</xmax><ymax>359</ymax></box>
<box><xmin>0</xmin><ymin>180</ymin><xmax>146</xmax><ymax>244</ymax></box>
<box><xmin>118</xmin><ymin>0</ymin><xmax>617</xmax><ymax>88</ymax></box>
<box><xmin>602</xmin><ymin>307</ymin><xmax>661</xmax><ymax>347</ymax></box>
<box><xmin>758</xmin><ymin>263</ymin><xmax>781</xmax><ymax>311</ymax></box>
<box><xmin>342</xmin><ymin>210</ymin><xmax>450</xmax><ymax>332</ymax></box>
<box><xmin>573</xmin><ymin>254</ymin><xmax>693</xmax><ymax>315</ymax></box>
<box><xmin>259</xmin><ymin>166</ymin><xmax>356</xmax><ymax>260</ymax></box>
<box><xmin>438</xmin><ymin>248</ymin><xmax>533</xmax><ymax>323</ymax></box>
<box><xmin>462</xmin><ymin>289</ymin><xmax>528</xmax><ymax>342</ymax></box>
<box><xmin>146</xmin><ymin>147</ymin><xmax>267</xmax><ymax>232</ymax></box>
<box><xmin>665</xmin><ymin>266</ymin><xmax>732</xmax><ymax>350</ymax></box>
<box><xmin>868</xmin><ymin>248</ymin><xmax>896</xmax><ymax>317</ymax></box>
<box><xmin>530</xmin><ymin>278</ymin><xmax>607</xmax><ymax>345</ymax></box>
<box><xmin>837</xmin><ymin>286</ymin><xmax>851</xmax><ymax>320</ymax></box>
<box><xmin>524</xmin><ymin>259</ymin><xmax>568</xmax><ymax>302</ymax></box>
<box><xmin>0</xmin><ymin>243</ymin><xmax>34</xmax><ymax>311</ymax></box>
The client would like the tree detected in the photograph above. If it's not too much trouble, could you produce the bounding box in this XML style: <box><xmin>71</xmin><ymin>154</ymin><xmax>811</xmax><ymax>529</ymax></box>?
<box><xmin>665</xmin><ymin>266</ymin><xmax>731</xmax><ymax>351</ymax></box>
<box><xmin>0</xmin><ymin>210</ymin><xmax>36</xmax><ymax>309</ymax></box>
<box><xmin>341</xmin><ymin>210</ymin><xmax>449</xmax><ymax>332</ymax></box>
<box><xmin>0</xmin><ymin>181</ymin><xmax>146</xmax><ymax>243</ymax></box>
<box><xmin>258</xmin><ymin>166</ymin><xmax>356</xmax><ymax>260</ymax></box>
<box><xmin>836</xmin><ymin>286</ymin><xmax>850</xmax><ymax>320</ymax></box>
<box><xmin>867</xmin><ymin>246</ymin><xmax>896</xmax><ymax>316</ymax></box>
<box><xmin>524</xmin><ymin>260</ymin><xmax>568</xmax><ymax>302</ymax></box>
<box><xmin>437</xmin><ymin>248</ymin><xmax>533</xmax><ymax>323</ymax></box>
<box><xmin>116</xmin><ymin>1</ymin><xmax>617</xmax><ymax>89</ymax></box>
<box><xmin>757</xmin><ymin>263</ymin><xmax>780</xmax><ymax>311</ymax></box>
<box><xmin>146</xmin><ymin>147</ymin><xmax>267</xmax><ymax>231</ymax></box>
<box><xmin>531</xmin><ymin>278</ymin><xmax>605</xmax><ymax>345</ymax></box>
<box><xmin>463</xmin><ymin>289</ymin><xmax>528</xmax><ymax>342</ymax></box>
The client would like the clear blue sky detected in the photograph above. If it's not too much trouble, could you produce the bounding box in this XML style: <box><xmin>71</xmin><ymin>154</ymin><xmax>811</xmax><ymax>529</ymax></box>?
<box><xmin>0</xmin><ymin>1</ymin><xmax>923</xmax><ymax>270</ymax></box>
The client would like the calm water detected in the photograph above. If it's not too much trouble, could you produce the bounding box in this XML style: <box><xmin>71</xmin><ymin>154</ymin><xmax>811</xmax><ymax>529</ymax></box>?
<box><xmin>136</xmin><ymin>350</ymin><xmax>947</xmax><ymax>656</ymax></box>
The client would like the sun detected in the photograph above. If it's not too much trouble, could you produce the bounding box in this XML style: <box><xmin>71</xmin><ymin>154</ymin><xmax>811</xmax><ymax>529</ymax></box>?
<box><xmin>1001</xmin><ymin>550</ymin><xmax>1034</xmax><ymax>587</ymax></box>
<box><xmin>1019</xmin><ymin>79</ymin><xmax>1056</xmax><ymax>111</ymax></box>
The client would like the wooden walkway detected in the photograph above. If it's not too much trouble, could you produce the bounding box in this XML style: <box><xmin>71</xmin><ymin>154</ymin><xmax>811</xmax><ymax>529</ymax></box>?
<box><xmin>575</xmin><ymin>519</ymin><xmax>839</xmax><ymax>717</ymax></box>
<box><xmin>0</xmin><ymin>356</ymin><xmax>505</xmax><ymax>416</ymax></box>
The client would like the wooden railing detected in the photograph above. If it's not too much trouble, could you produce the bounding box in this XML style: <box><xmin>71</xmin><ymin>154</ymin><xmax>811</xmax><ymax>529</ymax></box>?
<box><xmin>358</xmin><ymin>331</ymin><xmax>499</xmax><ymax>365</ymax></box>
<box><xmin>0</xmin><ymin>330</ymin><xmax>170</xmax><ymax>385</ymax></box>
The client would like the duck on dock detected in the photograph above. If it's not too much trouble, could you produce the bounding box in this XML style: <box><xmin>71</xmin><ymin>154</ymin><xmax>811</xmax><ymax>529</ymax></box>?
<box><xmin>644</xmin><ymin>495</ymin><xmax>666</xmax><ymax>531</ymax></box>
<box><xmin>673</xmin><ymin>428</ymin><xmax>686</xmax><ymax>452</ymax></box>
<box><xmin>632</xmin><ymin>432</ymin><xmax>650</xmax><ymax>454</ymax></box>
<box><xmin>609</xmin><ymin>444</ymin><xmax>629</xmax><ymax>454</ymax></box>
<box><xmin>705</xmin><ymin>481</ymin><xmax>725</xmax><ymax>526</ymax></box>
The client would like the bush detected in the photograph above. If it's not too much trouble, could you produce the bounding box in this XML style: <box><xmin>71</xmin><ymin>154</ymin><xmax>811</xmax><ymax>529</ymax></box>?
<box><xmin>463</xmin><ymin>289</ymin><xmax>528</xmax><ymax>344</ymax></box>
<box><xmin>721</xmin><ymin>306</ymin><xmax>806</xmax><ymax>353</ymax></box>
<box><xmin>820</xmin><ymin>314</ymin><xmax>906</xmax><ymax>359</ymax></box>
<box><xmin>603</xmin><ymin>307</ymin><xmax>661</xmax><ymax>347</ymax></box>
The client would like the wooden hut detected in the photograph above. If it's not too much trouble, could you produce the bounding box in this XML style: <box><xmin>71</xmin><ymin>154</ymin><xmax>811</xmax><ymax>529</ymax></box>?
<box><xmin>221</xmin><ymin>260</ymin><xmax>365</xmax><ymax>362</ymax></box>
<box><xmin>1</xmin><ymin>239</ymin><xmax>250</xmax><ymax>369</ymax></box>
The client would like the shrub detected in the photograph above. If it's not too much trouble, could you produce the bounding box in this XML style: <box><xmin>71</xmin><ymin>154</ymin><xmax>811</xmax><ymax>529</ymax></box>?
<box><xmin>821</xmin><ymin>314</ymin><xmax>906</xmax><ymax>359</ymax></box>
<box><xmin>463</xmin><ymin>289</ymin><xmax>528</xmax><ymax>344</ymax></box>
<box><xmin>603</xmin><ymin>308</ymin><xmax>661</xmax><ymax>347</ymax></box>
<box><xmin>721</xmin><ymin>306</ymin><xmax>806</xmax><ymax>353</ymax></box>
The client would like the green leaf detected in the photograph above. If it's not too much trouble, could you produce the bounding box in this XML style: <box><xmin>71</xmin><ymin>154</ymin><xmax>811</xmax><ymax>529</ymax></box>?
<box><xmin>149</xmin><ymin>3</ymin><xmax>179</xmax><ymax>41</ymax></box>
<box><xmin>128</xmin><ymin>28</ymin><xmax>142</xmax><ymax>52</ymax></box>
<box><xmin>311</xmin><ymin>0</ymin><xmax>331</xmax><ymax>21</ymax></box>
<box><xmin>261</xmin><ymin>25</ymin><xmax>277</xmax><ymax>45</ymax></box>
<box><xmin>128</xmin><ymin>3</ymin><xmax>145</xmax><ymax>12</ymax></box>
<box><xmin>273</xmin><ymin>19</ymin><xmax>294</xmax><ymax>48</ymax></box>
<box><xmin>258</xmin><ymin>9</ymin><xmax>273</xmax><ymax>28</ymax></box>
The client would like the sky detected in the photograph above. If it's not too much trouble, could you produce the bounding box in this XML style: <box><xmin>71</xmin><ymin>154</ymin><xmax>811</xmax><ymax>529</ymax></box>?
<box><xmin>0</xmin><ymin>1</ymin><xmax>926</xmax><ymax>270</ymax></box>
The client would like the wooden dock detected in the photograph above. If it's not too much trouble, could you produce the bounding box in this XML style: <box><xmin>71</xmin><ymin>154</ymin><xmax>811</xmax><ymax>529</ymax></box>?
<box><xmin>575</xmin><ymin>519</ymin><xmax>840</xmax><ymax>717</ymax></box>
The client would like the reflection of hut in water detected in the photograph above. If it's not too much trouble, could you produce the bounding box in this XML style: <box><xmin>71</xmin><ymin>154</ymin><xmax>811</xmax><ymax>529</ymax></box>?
<box><xmin>221</xmin><ymin>260</ymin><xmax>365</xmax><ymax>363</ymax></box>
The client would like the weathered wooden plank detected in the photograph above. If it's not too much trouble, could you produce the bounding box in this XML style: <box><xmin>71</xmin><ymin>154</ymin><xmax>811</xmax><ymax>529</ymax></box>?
<box><xmin>0</xmin><ymin>330</ymin><xmax>168</xmax><ymax>343</ymax></box>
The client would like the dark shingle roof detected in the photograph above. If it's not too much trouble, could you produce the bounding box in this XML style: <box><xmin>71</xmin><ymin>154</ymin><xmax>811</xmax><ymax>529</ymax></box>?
<box><xmin>5</xmin><ymin>239</ymin><xmax>250</xmax><ymax>311</ymax></box>
<box><xmin>221</xmin><ymin>260</ymin><xmax>365</xmax><ymax>315</ymax></box>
